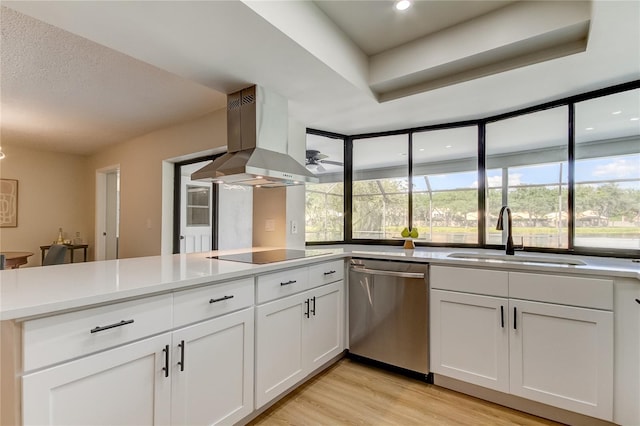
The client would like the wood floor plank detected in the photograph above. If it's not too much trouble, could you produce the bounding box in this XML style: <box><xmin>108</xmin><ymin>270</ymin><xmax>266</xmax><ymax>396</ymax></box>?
<box><xmin>249</xmin><ymin>359</ymin><xmax>562</xmax><ymax>426</ymax></box>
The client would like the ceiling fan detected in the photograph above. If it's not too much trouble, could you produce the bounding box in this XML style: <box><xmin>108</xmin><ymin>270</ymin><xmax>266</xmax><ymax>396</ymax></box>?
<box><xmin>305</xmin><ymin>150</ymin><xmax>343</xmax><ymax>172</ymax></box>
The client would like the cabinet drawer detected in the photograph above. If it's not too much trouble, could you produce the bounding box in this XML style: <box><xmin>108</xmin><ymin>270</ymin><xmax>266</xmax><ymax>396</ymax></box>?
<box><xmin>173</xmin><ymin>278</ymin><xmax>254</xmax><ymax>327</ymax></box>
<box><xmin>509</xmin><ymin>272</ymin><xmax>613</xmax><ymax>310</ymax></box>
<box><xmin>23</xmin><ymin>294</ymin><xmax>173</xmax><ymax>372</ymax></box>
<box><xmin>257</xmin><ymin>267</ymin><xmax>308</xmax><ymax>304</ymax></box>
<box><xmin>308</xmin><ymin>260</ymin><xmax>344</xmax><ymax>288</ymax></box>
<box><xmin>431</xmin><ymin>266</ymin><xmax>508</xmax><ymax>297</ymax></box>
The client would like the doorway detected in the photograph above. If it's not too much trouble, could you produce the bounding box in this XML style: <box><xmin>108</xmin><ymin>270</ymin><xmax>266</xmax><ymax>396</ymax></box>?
<box><xmin>95</xmin><ymin>166</ymin><xmax>120</xmax><ymax>261</ymax></box>
<box><xmin>173</xmin><ymin>157</ymin><xmax>219</xmax><ymax>254</ymax></box>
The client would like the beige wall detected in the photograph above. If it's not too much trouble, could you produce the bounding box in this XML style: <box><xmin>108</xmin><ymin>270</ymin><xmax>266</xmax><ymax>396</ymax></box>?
<box><xmin>253</xmin><ymin>187</ymin><xmax>287</xmax><ymax>248</ymax></box>
<box><xmin>0</xmin><ymin>144</ymin><xmax>91</xmax><ymax>266</ymax></box>
<box><xmin>86</xmin><ymin>109</ymin><xmax>226</xmax><ymax>259</ymax></box>
<box><xmin>0</xmin><ymin>106</ymin><xmax>309</xmax><ymax>263</ymax></box>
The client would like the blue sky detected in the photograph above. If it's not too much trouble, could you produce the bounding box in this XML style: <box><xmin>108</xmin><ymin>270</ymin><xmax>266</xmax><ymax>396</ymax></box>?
<box><xmin>412</xmin><ymin>154</ymin><xmax>640</xmax><ymax>191</ymax></box>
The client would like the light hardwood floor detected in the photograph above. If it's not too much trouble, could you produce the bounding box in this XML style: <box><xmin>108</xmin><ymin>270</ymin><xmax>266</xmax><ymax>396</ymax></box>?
<box><xmin>249</xmin><ymin>358</ymin><xmax>562</xmax><ymax>425</ymax></box>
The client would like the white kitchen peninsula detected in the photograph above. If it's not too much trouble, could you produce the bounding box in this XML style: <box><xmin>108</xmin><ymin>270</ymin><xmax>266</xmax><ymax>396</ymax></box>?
<box><xmin>1</xmin><ymin>246</ymin><xmax>638</xmax><ymax>425</ymax></box>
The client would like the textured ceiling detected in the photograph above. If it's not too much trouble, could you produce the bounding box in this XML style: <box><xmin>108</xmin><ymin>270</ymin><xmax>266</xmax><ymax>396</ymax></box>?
<box><xmin>0</xmin><ymin>1</ymin><xmax>638</xmax><ymax>156</ymax></box>
<box><xmin>0</xmin><ymin>6</ymin><xmax>226</xmax><ymax>155</ymax></box>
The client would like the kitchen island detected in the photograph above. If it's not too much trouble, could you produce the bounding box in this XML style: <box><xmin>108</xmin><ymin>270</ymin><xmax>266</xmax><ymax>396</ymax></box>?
<box><xmin>1</xmin><ymin>246</ymin><xmax>638</xmax><ymax>425</ymax></box>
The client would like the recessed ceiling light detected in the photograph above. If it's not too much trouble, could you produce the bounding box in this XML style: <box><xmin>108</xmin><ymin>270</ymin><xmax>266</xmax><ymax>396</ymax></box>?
<box><xmin>630</xmin><ymin>117</ymin><xmax>639</xmax><ymax>121</ymax></box>
<box><xmin>612</xmin><ymin>111</ymin><xmax>622</xmax><ymax>115</ymax></box>
<box><xmin>419</xmin><ymin>148</ymin><xmax>425</xmax><ymax>151</ymax></box>
<box><xmin>395</xmin><ymin>0</ymin><xmax>411</xmax><ymax>11</ymax></box>
<box><xmin>445</xmin><ymin>145</ymin><xmax>452</xmax><ymax>149</ymax></box>
<box><xmin>585</xmin><ymin>127</ymin><xmax>595</xmax><ymax>131</ymax></box>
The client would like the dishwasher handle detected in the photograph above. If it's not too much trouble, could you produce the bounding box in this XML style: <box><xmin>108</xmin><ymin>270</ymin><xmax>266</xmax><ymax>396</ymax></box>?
<box><xmin>350</xmin><ymin>266</ymin><xmax>425</xmax><ymax>279</ymax></box>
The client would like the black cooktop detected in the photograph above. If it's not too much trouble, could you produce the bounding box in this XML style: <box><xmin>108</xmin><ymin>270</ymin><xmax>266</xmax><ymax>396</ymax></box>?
<box><xmin>208</xmin><ymin>249</ymin><xmax>322</xmax><ymax>264</ymax></box>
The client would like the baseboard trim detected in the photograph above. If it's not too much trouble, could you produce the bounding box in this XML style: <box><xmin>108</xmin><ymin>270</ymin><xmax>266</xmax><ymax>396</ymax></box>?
<box><xmin>434</xmin><ymin>374</ymin><xmax>615</xmax><ymax>426</ymax></box>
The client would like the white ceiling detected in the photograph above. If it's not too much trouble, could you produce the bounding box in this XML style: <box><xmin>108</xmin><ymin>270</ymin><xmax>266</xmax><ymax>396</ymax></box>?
<box><xmin>1</xmin><ymin>0</ymin><xmax>639</xmax><ymax>156</ymax></box>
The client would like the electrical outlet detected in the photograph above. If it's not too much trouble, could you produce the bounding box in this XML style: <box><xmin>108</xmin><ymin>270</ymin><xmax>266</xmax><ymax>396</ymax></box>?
<box><xmin>291</xmin><ymin>220</ymin><xmax>298</xmax><ymax>234</ymax></box>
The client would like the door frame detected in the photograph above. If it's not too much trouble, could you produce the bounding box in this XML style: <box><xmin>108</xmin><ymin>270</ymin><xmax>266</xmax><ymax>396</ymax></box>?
<box><xmin>173</xmin><ymin>155</ymin><xmax>222</xmax><ymax>254</ymax></box>
<box><xmin>95</xmin><ymin>164</ymin><xmax>120</xmax><ymax>261</ymax></box>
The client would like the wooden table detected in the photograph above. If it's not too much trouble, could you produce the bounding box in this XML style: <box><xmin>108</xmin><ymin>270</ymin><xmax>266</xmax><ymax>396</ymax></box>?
<box><xmin>1</xmin><ymin>251</ymin><xmax>34</xmax><ymax>269</ymax></box>
<box><xmin>40</xmin><ymin>244</ymin><xmax>89</xmax><ymax>264</ymax></box>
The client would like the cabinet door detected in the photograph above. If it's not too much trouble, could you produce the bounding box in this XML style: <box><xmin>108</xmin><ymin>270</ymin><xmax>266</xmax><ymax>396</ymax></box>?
<box><xmin>613</xmin><ymin>280</ymin><xmax>640</xmax><ymax>426</ymax></box>
<box><xmin>22</xmin><ymin>333</ymin><xmax>171</xmax><ymax>426</ymax></box>
<box><xmin>304</xmin><ymin>281</ymin><xmax>344</xmax><ymax>372</ymax></box>
<box><xmin>171</xmin><ymin>308</ymin><xmax>254</xmax><ymax>426</ymax></box>
<box><xmin>255</xmin><ymin>292</ymin><xmax>307</xmax><ymax>409</ymax></box>
<box><xmin>510</xmin><ymin>299</ymin><xmax>613</xmax><ymax>421</ymax></box>
<box><xmin>431</xmin><ymin>289</ymin><xmax>509</xmax><ymax>392</ymax></box>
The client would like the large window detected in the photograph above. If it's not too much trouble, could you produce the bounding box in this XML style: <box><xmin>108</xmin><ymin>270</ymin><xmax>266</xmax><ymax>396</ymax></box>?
<box><xmin>305</xmin><ymin>133</ymin><xmax>344</xmax><ymax>242</ymax></box>
<box><xmin>305</xmin><ymin>81</ymin><xmax>639</xmax><ymax>256</ymax></box>
<box><xmin>412</xmin><ymin>126</ymin><xmax>478</xmax><ymax>244</ymax></box>
<box><xmin>575</xmin><ymin>89</ymin><xmax>640</xmax><ymax>250</ymax></box>
<box><xmin>486</xmin><ymin>107</ymin><xmax>569</xmax><ymax>249</ymax></box>
<box><xmin>353</xmin><ymin>135</ymin><xmax>408</xmax><ymax>240</ymax></box>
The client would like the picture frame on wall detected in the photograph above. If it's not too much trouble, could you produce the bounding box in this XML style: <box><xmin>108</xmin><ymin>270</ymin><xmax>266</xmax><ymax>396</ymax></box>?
<box><xmin>0</xmin><ymin>178</ymin><xmax>18</xmax><ymax>227</ymax></box>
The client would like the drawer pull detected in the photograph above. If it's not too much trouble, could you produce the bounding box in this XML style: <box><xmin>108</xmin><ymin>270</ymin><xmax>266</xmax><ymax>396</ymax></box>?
<box><xmin>280</xmin><ymin>280</ymin><xmax>297</xmax><ymax>286</ymax></box>
<box><xmin>209</xmin><ymin>295</ymin><xmax>234</xmax><ymax>304</ymax></box>
<box><xmin>323</xmin><ymin>270</ymin><xmax>336</xmax><ymax>276</ymax></box>
<box><xmin>178</xmin><ymin>340</ymin><xmax>185</xmax><ymax>372</ymax></box>
<box><xmin>162</xmin><ymin>345</ymin><xmax>170</xmax><ymax>378</ymax></box>
<box><xmin>90</xmin><ymin>319</ymin><xmax>134</xmax><ymax>334</ymax></box>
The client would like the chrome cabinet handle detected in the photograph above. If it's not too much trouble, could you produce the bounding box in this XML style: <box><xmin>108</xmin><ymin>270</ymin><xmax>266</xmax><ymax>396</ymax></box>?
<box><xmin>280</xmin><ymin>280</ymin><xmax>297</xmax><ymax>286</ymax></box>
<box><xmin>210</xmin><ymin>295</ymin><xmax>234</xmax><ymax>304</ymax></box>
<box><xmin>90</xmin><ymin>319</ymin><xmax>134</xmax><ymax>334</ymax></box>
<box><xmin>323</xmin><ymin>270</ymin><xmax>336</xmax><ymax>276</ymax></box>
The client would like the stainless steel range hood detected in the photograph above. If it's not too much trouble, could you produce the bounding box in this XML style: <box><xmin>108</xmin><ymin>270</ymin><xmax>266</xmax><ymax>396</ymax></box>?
<box><xmin>192</xmin><ymin>85</ymin><xmax>318</xmax><ymax>187</ymax></box>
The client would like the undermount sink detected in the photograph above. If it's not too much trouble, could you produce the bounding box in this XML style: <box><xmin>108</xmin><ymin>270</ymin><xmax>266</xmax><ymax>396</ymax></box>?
<box><xmin>447</xmin><ymin>252</ymin><xmax>586</xmax><ymax>266</ymax></box>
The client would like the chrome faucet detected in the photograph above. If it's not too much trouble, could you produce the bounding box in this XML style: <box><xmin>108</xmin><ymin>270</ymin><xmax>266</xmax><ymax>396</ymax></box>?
<box><xmin>496</xmin><ymin>206</ymin><xmax>515</xmax><ymax>255</ymax></box>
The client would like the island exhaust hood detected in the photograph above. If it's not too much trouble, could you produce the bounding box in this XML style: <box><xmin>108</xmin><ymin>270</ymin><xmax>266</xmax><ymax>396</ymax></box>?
<box><xmin>191</xmin><ymin>85</ymin><xmax>318</xmax><ymax>187</ymax></box>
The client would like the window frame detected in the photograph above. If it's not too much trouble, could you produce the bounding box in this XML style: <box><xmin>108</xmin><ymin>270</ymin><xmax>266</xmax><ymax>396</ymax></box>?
<box><xmin>305</xmin><ymin>79</ymin><xmax>640</xmax><ymax>258</ymax></box>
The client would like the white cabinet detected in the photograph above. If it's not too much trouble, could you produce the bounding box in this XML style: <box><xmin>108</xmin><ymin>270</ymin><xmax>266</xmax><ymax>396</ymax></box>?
<box><xmin>23</xmin><ymin>333</ymin><xmax>172</xmax><ymax>426</ymax></box>
<box><xmin>255</xmin><ymin>280</ymin><xmax>344</xmax><ymax>408</ymax></box>
<box><xmin>431</xmin><ymin>290</ymin><xmax>509</xmax><ymax>393</ymax></box>
<box><xmin>171</xmin><ymin>307</ymin><xmax>254</xmax><ymax>426</ymax></box>
<box><xmin>509</xmin><ymin>299</ymin><xmax>613</xmax><ymax>420</ymax></box>
<box><xmin>304</xmin><ymin>282</ymin><xmax>343</xmax><ymax>372</ymax></box>
<box><xmin>430</xmin><ymin>266</ymin><xmax>614</xmax><ymax>421</ymax></box>
<box><xmin>22</xmin><ymin>278</ymin><xmax>255</xmax><ymax>426</ymax></box>
<box><xmin>613</xmin><ymin>279</ymin><xmax>640</xmax><ymax>425</ymax></box>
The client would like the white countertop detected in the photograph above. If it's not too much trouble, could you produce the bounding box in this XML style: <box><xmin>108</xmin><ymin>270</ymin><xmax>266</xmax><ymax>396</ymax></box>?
<box><xmin>1</xmin><ymin>246</ymin><xmax>638</xmax><ymax>321</ymax></box>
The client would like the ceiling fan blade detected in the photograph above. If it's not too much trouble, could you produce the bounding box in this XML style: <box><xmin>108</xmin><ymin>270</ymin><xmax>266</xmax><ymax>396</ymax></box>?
<box><xmin>321</xmin><ymin>160</ymin><xmax>344</xmax><ymax>166</ymax></box>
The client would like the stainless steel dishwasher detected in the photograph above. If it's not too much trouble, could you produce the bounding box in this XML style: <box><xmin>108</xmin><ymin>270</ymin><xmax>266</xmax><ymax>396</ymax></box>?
<box><xmin>348</xmin><ymin>258</ymin><xmax>430</xmax><ymax>379</ymax></box>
